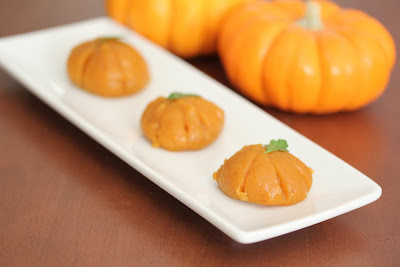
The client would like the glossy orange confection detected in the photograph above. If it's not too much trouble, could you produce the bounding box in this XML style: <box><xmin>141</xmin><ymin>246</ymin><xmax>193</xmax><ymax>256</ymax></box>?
<box><xmin>141</xmin><ymin>95</ymin><xmax>224</xmax><ymax>151</ymax></box>
<box><xmin>213</xmin><ymin>145</ymin><xmax>313</xmax><ymax>206</ymax></box>
<box><xmin>67</xmin><ymin>37</ymin><xmax>149</xmax><ymax>97</ymax></box>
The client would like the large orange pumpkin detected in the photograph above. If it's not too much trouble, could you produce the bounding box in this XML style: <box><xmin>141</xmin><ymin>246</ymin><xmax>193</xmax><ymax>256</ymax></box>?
<box><xmin>218</xmin><ymin>0</ymin><xmax>396</xmax><ymax>114</ymax></box>
<box><xmin>106</xmin><ymin>0</ymin><xmax>253</xmax><ymax>58</ymax></box>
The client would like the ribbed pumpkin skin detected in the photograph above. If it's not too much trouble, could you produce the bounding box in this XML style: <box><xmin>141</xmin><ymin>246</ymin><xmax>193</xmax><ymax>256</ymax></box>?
<box><xmin>218</xmin><ymin>0</ymin><xmax>396</xmax><ymax>114</ymax></box>
<box><xmin>67</xmin><ymin>38</ymin><xmax>149</xmax><ymax>97</ymax></box>
<box><xmin>106</xmin><ymin>0</ymin><xmax>253</xmax><ymax>58</ymax></box>
<box><xmin>141</xmin><ymin>96</ymin><xmax>224</xmax><ymax>151</ymax></box>
<box><xmin>213</xmin><ymin>145</ymin><xmax>313</xmax><ymax>206</ymax></box>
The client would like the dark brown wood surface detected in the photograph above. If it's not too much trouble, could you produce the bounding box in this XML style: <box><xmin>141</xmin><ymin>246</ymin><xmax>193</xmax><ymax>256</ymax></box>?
<box><xmin>1</xmin><ymin>0</ymin><xmax>399</xmax><ymax>266</ymax></box>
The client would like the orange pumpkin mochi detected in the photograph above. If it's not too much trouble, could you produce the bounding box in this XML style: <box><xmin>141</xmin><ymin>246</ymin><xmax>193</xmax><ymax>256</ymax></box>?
<box><xmin>213</xmin><ymin>142</ymin><xmax>313</xmax><ymax>206</ymax></box>
<box><xmin>67</xmin><ymin>37</ymin><xmax>149</xmax><ymax>97</ymax></box>
<box><xmin>141</xmin><ymin>93</ymin><xmax>224</xmax><ymax>151</ymax></box>
<box><xmin>218</xmin><ymin>0</ymin><xmax>396</xmax><ymax>114</ymax></box>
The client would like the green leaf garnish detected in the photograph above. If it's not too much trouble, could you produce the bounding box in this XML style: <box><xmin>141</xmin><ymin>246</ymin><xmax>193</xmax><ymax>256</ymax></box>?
<box><xmin>97</xmin><ymin>36</ymin><xmax>121</xmax><ymax>44</ymax></box>
<box><xmin>168</xmin><ymin>92</ymin><xmax>199</xmax><ymax>100</ymax></box>
<box><xmin>264</xmin><ymin>139</ymin><xmax>289</xmax><ymax>153</ymax></box>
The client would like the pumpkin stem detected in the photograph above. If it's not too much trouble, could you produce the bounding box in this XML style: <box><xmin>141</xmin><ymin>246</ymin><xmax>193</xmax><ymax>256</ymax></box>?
<box><xmin>296</xmin><ymin>0</ymin><xmax>323</xmax><ymax>30</ymax></box>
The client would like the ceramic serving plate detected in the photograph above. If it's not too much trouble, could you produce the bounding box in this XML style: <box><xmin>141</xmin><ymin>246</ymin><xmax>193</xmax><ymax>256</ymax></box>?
<box><xmin>0</xmin><ymin>17</ymin><xmax>381</xmax><ymax>244</ymax></box>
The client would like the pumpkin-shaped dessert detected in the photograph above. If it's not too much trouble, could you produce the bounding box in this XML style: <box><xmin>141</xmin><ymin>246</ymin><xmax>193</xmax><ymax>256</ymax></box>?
<box><xmin>106</xmin><ymin>0</ymin><xmax>254</xmax><ymax>58</ymax></box>
<box><xmin>213</xmin><ymin>140</ymin><xmax>313</xmax><ymax>206</ymax></box>
<box><xmin>67</xmin><ymin>37</ymin><xmax>149</xmax><ymax>97</ymax></box>
<box><xmin>218</xmin><ymin>0</ymin><xmax>396</xmax><ymax>113</ymax></box>
<box><xmin>141</xmin><ymin>93</ymin><xmax>224</xmax><ymax>151</ymax></box>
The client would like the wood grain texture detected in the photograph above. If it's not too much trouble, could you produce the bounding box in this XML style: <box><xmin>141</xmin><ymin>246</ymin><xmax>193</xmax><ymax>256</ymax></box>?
<box><xmin>0</xmin><ymin>0</ymin><xmax>399</xmax><ymax>266</ymax></box>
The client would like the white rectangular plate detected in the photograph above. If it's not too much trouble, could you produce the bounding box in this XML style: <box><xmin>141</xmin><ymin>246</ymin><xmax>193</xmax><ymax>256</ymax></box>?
<box><xmin>0</xmin><ymin>17</ymin><xmax>381</xmax><ymax>244</ymax></box>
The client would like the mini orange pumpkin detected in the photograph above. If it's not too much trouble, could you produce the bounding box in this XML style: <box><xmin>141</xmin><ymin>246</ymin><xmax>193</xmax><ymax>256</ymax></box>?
<box><xmin>213</xmin><ymin>141</ymin><xmax>313</xmax><ymax>206</ymax></box>
<box><xmin>67</xmin><ymin>37</ymin><xmax>149</xmax><ymax>97</ymax></box>
<box><xmin>141</xmin><ymin>93</ymin><xmax>224</xmax><ymax>151</ymax></box>
<box><xmin>106</xmin><ymin>0</ymin><xmax>253</xmax><ymax>58</ymax></box>
<box><xmin>218</xmin><ymin>0</ymin><xmax>396</xmax><ymax>114</ymax></box>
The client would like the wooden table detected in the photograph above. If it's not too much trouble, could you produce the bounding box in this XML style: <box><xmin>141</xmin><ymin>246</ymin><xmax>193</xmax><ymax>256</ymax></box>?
<box><xmin>1</xmin><ymin>0</ymin><xmax>399</xmax><ymax>265</ymax></box>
